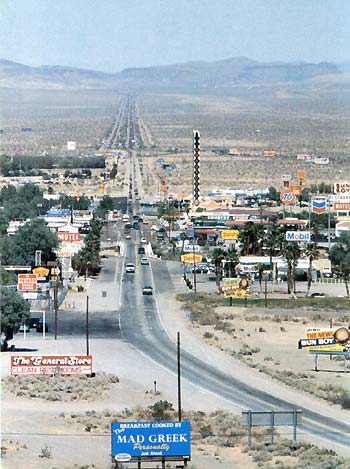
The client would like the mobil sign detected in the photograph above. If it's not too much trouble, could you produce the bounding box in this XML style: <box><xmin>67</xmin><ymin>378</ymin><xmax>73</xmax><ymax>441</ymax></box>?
<box><xmin>111</xmin><ymin>421</ymin><xmax>191</xmax><ymax>459</ymax></box>
<box><xmin>286</xmin><ymin>231</ymin><xmax>311</xmax><ymax>243</ymax></box>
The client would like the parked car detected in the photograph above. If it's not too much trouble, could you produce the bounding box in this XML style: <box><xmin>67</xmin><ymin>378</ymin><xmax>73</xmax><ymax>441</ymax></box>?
<box><xmin>140</xmin><ymin>257</ymin><xmax>149</xmax><ymax>265</ymax></box>
<box><xmin>126</xmin><ymin>263</ymin><xmax>135</xmax><ymax>273</ymax></box>
<box><xmin>29</xmin><ymin>317</ymin><xmax>41</xmax><ymax>329</ymax></box>
<box><xmin>18</xmin><ymin>325</ymin><xmax>30</xmax><ymax>333</ymax></box>
<box><xmin>36</xmin><ymin>322</ymin><xmax>49</xmax><ymax>333</ymax></box>
<box><xmin>142</xmin><ymin>286</ymin><xmax>153</xmax><ymax>295</ymax></box>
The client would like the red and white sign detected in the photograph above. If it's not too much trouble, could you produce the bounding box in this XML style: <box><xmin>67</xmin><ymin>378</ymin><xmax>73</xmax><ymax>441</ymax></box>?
<box><xmin>18</xmin><ymin>274</ymin><xmax>37</xmax><ymax>292</ymax></box>
<box><xmin>11</xmin><ymin>355</ymin><xmax>93</xmax><ymax>375</ymax></box>
<box><xmin>290</xmin><ymin>185</ymin><xmax>302</xmax><ymax>196</ymax></box>
<box><xmin>334</xmin><ymin>182</ymin><xmax>350</xmax><ymax>194</ymax></box>
<box><xmin>334</xmin><ymin>202</ymin><xmax>350</xmax><ymax>211</ymax></box>
<box><xmin>280</xmin><ymin>190</ymin><xmax>296</xmax><ymax>205</ymax></box>
<box><xmin>57</xmin><ymin>232</ymin><xmax>81</xmax><ymax>242</ymax></box>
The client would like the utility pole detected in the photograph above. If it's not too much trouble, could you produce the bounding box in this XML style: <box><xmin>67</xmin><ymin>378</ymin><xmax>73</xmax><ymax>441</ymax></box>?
<box><xmin>53</xmin><ymin>280</ymin><xmax>58</xmax><ymax>340</ymax></box>
<box><xmin>177</xmin><ymin>331</ymin><xmax>182</xmax><ymax>422</ymax></box>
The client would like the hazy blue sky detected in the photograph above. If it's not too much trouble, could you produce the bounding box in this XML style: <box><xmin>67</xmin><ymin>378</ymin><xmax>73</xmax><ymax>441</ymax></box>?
<box><xmin>1</xmin><ymin>0</ymin><xmax>349</xmax><ymax>72</ymax></box>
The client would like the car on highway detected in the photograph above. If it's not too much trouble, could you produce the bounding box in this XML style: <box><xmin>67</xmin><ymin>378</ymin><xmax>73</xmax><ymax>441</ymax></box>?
<box><xmin>126</xmin><ymin>263</ymin><xmax>135</xmax><ymax>273</ymax></box>
<box><xmin>140</xmin><ymin>257</ymin><xmax>149</xmax><ymax>265</ymax></box>
<box><xmin>125</xmin><ymin>234</ymin><xmax>131</xmax><ymax>240</ymax></box>
<box><xmin>138</xmin><ymin>246</ymin><xmax>145</xmax><ymax>254</ymax></box>
<box><xmin>140</xmin><ymin>237</ymin><xmax>147</xmax><ymax>244</ymax></box>
<box><xmin>142</xmin><ymin>286</ymin><xmax>153</xmax><ymax>295</ymax></box>
<box><xmin>19</xmin><ymin>325</ymin><xmax>30</xmax><ymax>333</ymax></box>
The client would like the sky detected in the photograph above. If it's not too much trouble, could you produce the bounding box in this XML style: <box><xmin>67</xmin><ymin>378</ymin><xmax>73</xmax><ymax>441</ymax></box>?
<box><xmin>1</xmin><ymin>0</ymin><xmax>349</xmax><ymax>72</ymax></box>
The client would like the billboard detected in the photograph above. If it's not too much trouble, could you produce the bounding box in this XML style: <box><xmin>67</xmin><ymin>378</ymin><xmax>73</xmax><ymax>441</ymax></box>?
<box><xmin>334</xmin><ymin>182</ymin><xmax>350</xmax><ymax>194</ymax></box>
<box><xmin>220</xmin><ymin>230</ymin><xmax>239</xmax><ymax>240</ymax></box>
<box><xmin>263</xmin><ymin>151</ymin><xmax>276</xmax><ymax>157</ymax></box>
<box><xmin>111</xmin><ymin>421</ymin><xmax>191</xmax><ymax>459</ymax></box>
<box><xmin>18</xmin><ymin>274</ymin><xmax>37</xmax><ymax>292</ymax></box>
<box><xmin>280</xmin><ymin>190</ymin><xmax>296</xmax><ymax>205</ymax></box>
<box><xmin>181</xmin><ymin>253</ymin><xmax>202</xmax><ymax>263</ymax></box>
<box><xmin>11</xmin><ymin>355</ymin><xmax>93</xmax><ymax>375</ymax></box>
<box><xmin>297</xmin><ymin>170</ymin><xmax>305</xmax><ymax>181</ymax></box>
<box><xmin>311</xmin><ymin>197</ymin><xmax>327</xmax><ymax>214</ymax></box>
<box><xmin>298</xmin><ymin>328</ymin><xmax>350</xmax><ymax>352</ymax></box>
<box><xmin>222</xmin><ymin>278</ymin><xmax>250</xmax><ymax>298</ymax></box>
<box><xmin>67</xmin><ymin>141</ymin><xmax>76</xmax><ymax>151</ymax></box>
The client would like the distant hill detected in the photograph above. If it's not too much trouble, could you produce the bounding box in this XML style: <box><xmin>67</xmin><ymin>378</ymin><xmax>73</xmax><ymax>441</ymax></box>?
<box><xmin>0</xmin><ymin>57</ymin><xmax>342</xmax><ymax>91</ymax></box>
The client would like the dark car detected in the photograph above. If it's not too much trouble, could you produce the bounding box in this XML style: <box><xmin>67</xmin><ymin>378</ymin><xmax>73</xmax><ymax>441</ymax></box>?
<box><xmin>36</xmin><ymin>322</ymin><xmax>49</xmax><ymax>333</ymax></box>
<box><xmin>29</xmin><ymin>317</ymin><xmax>41</xmax><ymax>329</ymax></box>
<box><xmin>138</xmin><ymin>246</ymin><xmax>145</xmax><ymax>254</ymax></box>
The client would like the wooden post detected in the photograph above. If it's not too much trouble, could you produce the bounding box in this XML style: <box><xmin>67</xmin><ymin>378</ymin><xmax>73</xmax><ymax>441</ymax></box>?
<box><xmin>248</xmin><ymin>410</ymin><xmax>252</xmax><ymax>448</ymax></box>
<box><xmin>54</xmin><ymin>281</ymin><xmax>58</xmax><ymax>340</ymax></box>
<box><xmin>86</xmin><ymin>295</ymin><xmax>90</xmax><ymax>356</ymax></box>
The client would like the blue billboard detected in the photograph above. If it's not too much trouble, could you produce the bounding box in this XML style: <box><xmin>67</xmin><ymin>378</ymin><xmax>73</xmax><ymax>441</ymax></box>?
<box><xmin>111</xmin><ymin>421</ymin><xmax>191</xmax><ymax>459</ymax></box>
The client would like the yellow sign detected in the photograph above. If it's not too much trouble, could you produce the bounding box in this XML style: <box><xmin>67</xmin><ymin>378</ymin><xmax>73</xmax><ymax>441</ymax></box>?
<box><xmin>99</xmin><ymin>183</ymin><xmax>105</xmax><ymax>195</ymax></box>
<box><xmin>32</xmin><ymin>267</ymin><xmax>50</xmax><ymax>277</ymax></box>
<box><xmin>222</xmin><ymin>278</ymin><xmax>250</xmax><ymax>298</ymax></box>
<box><xmin>220</xmin><ymin>230</ymin><xmax>239</xmax><ymax>240</ymax></box>
<box><xmin>181</xmin><ymin>253</ymin><xmax>203</xmax><ymax>263</ymax></box>
<box><xmin>299</xmin><ymin>328</ymin><xmax>350</xmax><ymax>352</ymax></box>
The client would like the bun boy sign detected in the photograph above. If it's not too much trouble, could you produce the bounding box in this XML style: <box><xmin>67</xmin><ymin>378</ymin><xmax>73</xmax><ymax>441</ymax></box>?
<box><xmin>111</xmin><ymin>421</ymin><xmax>191</xmax><ymax>463</ymax></box>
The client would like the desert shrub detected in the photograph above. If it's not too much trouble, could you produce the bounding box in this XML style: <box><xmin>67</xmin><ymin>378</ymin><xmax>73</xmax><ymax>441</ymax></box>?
<box><xmin>38</xmin><ymin>444</ymin><xmax>51</xmax><ymax>459</ymax></box>
<box><xmin>148</xmin><ymin>400</ymin><xmax>175</xmax><ymax>421</ymax></box>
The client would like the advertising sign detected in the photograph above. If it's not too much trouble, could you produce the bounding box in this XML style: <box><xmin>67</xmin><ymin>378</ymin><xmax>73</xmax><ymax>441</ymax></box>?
<box><xmin>22</xmin><ymin>292</ymin><xmax>38</xmax><ymax>300</ymax></box>
<box><xmin>297</xmin><ymin>170</ymin><xmax>305</xmax><ymax>181</ymax></box>
<box><xmin>57</xmin><ymin>232</ymin><xmax>81</xmax><ymax>242</ymax></box>
<box><xmin>290</xmin><ymin>185</ymin><xmax>302</xmax><ymax>196</ymax></box>
<box><xmin>181</xmin><ymin>253</ymin><xmax>202</xmax><ymax>263</ymax></box>
<box><xmin>334</xmin><ymin>202</ymin><xmax>350</xmax><ymax>211</ymax></box>
<box><xmin>285</xmin><ymin>231</ymin><xmax>311</xmax><ymax>242</ymax></box>
<box><xmin>32</xmin><ymin>267</ymin><xmax>50</xmax><ymax>282</ymax></box>
<box><xmin>263</xmin><ymin>151</ymin><xmax>276</xmax><ymax>157</ymax></box>
<box><xmin>298</xmin><ymin>328</ymin><xmax>350</xmax><ymax>352</ymax></box>
<box><xmin>11</xmin><ymin>355</ymin><xmax>93</xmax><ymax>375</ymax></box>
<box><xmin>222</xmin><ymin>278</ymin><xmax>250</xmax><ymax>298</ymax></box>
<box><xmin>282</xmin><ymin>174</ymin><xmax>292</xmax><ymax>181</ymax></box>
<box><xmin>111</xmin><ymin>421</ymin><xmax>191</xmax><ymax>459</ymax></box>
<box><xmin>183</xmin><ymin>244</ymin><xmax>201</xmax><ymax>253</ymax></box>
<box><xmin>334</xmin><ymin>182</ymin><xmax>350</xmax><ymax>194</ymax></box>
<box><xmin>280</xmin><ymin>190</ymin><xmax>296</xmax><ymax>205</ymax></box>
<box><xmin>18</xmin><ymin>274</ymin><xmax>37</xmax><ymax>292</ymax></box>
<box><xmin>220</xmin><ymin>230</ymin><xmax>239</xmax><ymax>240</ymax></box>
<box><xmin>311</xmin><ymin>197</ymin><xmax>327</xmax><ymax>214</ymax></box>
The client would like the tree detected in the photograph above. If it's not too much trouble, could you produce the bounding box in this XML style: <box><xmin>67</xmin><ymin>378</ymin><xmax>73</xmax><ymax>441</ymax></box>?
<box><xmin>179</xmin><ymin>232</ymin><xmax>188</xmax><ymax>255</ymax></box>
<box><xmin>97</xmin><ymin>196</ymin><xmax>114</xmax><ymax>218</ymax></box>
<box><xmin>264</xmin><ymin>224</ymin><xmax>284</xmax><ymax>271</ymax></box>
<box><xmin>0</xmin><ymin>288</ymin><xmax>30</xmax><ymax>350</ymax></box>
<box><xmin>281</xmin><ymin>242</ymin><xmax>301</xmax><ymax>295</ymax></box>
<box><xmin>239</xmin><ymin>222</ymin><xmax>264</xmax><ymax>255</ymax></box>
<box><xmin>7</xmin><ymin>219</ymin><xmax>58</xmax><ymax>266</ymax></box>
<box><xmin>329</xmin><ymin>232</ymin><xmax>350</xmax><ymax>297</ymax></box>
<box><xmin>226</xmin><ymin>247</ymin><xmax>239</xmax><ymax>278</ymax></box>
<box><xmin>210</xmin><ymin>248</ymin><xmax>227</xmax><ymax>290</ymax></box>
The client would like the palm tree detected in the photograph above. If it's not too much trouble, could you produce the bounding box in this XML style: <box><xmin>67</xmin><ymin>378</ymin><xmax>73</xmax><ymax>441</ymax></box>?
<box><xmin>179</xmin><ymin>232</ymin><xmax>189</xmax><ymax>256</ymax></box>
<box><xmin>329</xmin><ymin>232</ymin><xmax>350</xmax><ymax>297</ymax></box>
<box><xmin>210</xmin><ymin>248</ymin><xmax>227</xmax><ymax>290</ymax></box>
<box><xmin>303</xmin><ymin>242</ymin><xmax>319</xmax><ymax>297</ymax></box>
<box><xmin>263</xmin><ymin>224</ymin><xmax>285</xmax><ymax>273</ymax></box>
<box><xmin>281</xmin><ymin>242</ymin><xmax>301</xmax><ymax>295</ymax></box>
<box><xmin>239</xmin><ymin>222</ymin><xmax>264</xmax><ymax>255</ymax></box>
<box><xmin>226</xmin><ymin>247</ymin><xmax>239</xmax><ymax>278</ymax></box>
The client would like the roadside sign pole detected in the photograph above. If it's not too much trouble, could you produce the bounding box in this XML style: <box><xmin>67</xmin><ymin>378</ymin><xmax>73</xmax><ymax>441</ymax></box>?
<box><xmin>86</xmin><ymin>295</ymin><xmax>90</xmax><ymax>356</ymax></box>
<box><xmin>327</xmin><ymin>198</ymin><xmax>331</xmax><ymax>251</ymax></box>
<box><xmin>192</xmin><ymin>244</ymin><xmax>197</xmax><ymax>293</ymax></box>
<box><xmin>43</xmin><ymin>310</ymin><xmax>46</xmax><ymax>340</ymax></box>
<box><xmin>264</xmin><ymin>275</ymin><xmax>268</xmax><ymax>309</ymax></box>
<box><xmin>177</xmin><ymin>331</ymin><xmax>182</xmax><ymax>422</ymax></box>
<box><xmin>271</xmin><ymin>410</ymin><xmax>275</xmax><ymax>444</ymax></box>
<box><xmin>54</xmin><ymin>281</ymin><xmax>58</xmax><ymax>340</ymax></box>
<box><xmin>248</xmin><ymin>410</ymin><xmax>252</xmax><ymax>448</ymax></box>
<box><xmin>293</xmin><ymin>409</ymin><xmax>297</xmax><ymax>441</ymax></box>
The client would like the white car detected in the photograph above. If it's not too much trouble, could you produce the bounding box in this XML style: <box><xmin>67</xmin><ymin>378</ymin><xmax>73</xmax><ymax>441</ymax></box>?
<box><xmin>140</xmin><ymin>237</ymin><xmax>147</xmax><ymax>244</ymax></box>
<box><xmin>140</xmin><ymin>257</ymin><xmax>149</xmax><ymax>265</ymax></box>
<box><xmin>125</xmin><ymin>263</ymin><xmax>135</xmax><ymax>273</ymax></box>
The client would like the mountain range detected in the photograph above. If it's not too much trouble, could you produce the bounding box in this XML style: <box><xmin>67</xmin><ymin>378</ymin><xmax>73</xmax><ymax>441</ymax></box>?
<box><xmin>0</xmin><ymin>57</ymin><xmax>345</xmax><ymax>91</ymax></box>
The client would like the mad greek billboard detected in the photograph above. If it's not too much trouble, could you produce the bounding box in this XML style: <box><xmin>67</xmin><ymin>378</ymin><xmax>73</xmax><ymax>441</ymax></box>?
<box><xmin>111</xmin><ymin>421</ymin><xmax>191</xmax><ymax>459</ymax></box>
